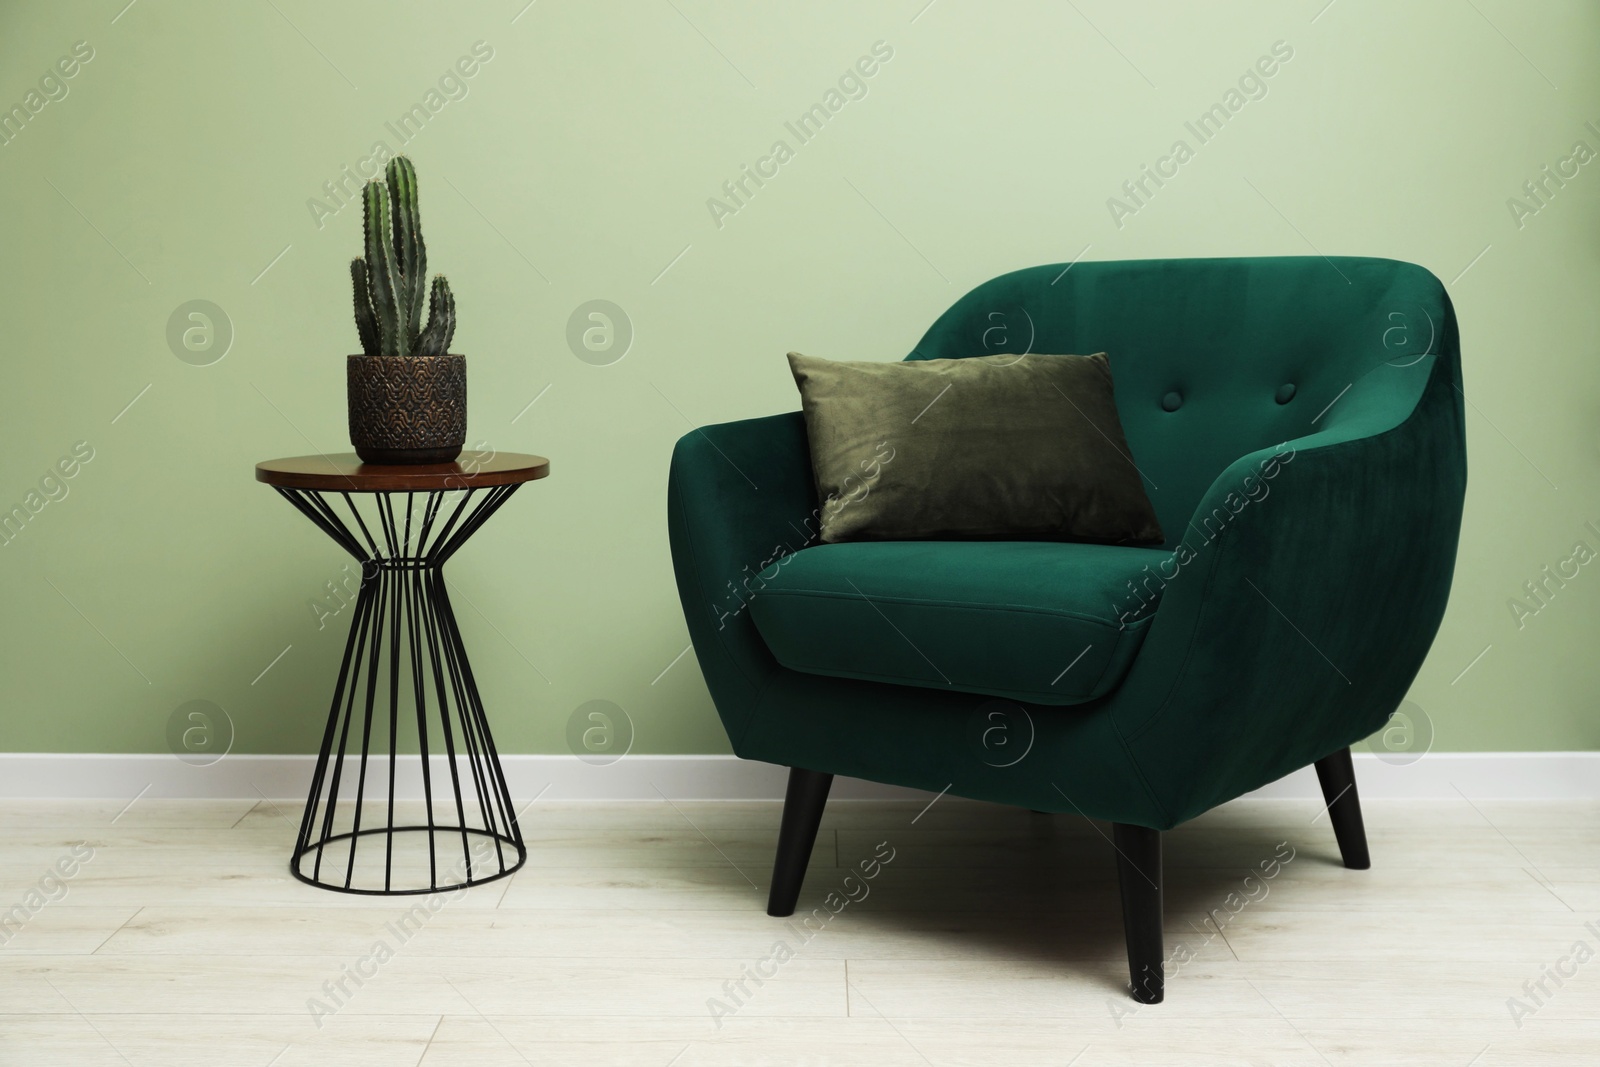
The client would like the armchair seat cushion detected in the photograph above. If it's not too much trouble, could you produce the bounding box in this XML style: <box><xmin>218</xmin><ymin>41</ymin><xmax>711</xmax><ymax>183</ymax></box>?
<box><xmin>748</xmin><ymin>540</ymin><xmax>1170</xmax><ymax>706</ymax></box>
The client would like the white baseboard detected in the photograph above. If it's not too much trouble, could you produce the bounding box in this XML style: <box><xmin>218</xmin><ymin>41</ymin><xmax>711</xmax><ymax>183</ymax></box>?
<box><xmin>1243</xmin><ymin>751</ymin><xmax>1598</xmax><ymax>801</ymax></box>
<box><xmin>0</xmin><ymin>752</ymin><xmax>1594</xmax><ymax>801</ymax></box>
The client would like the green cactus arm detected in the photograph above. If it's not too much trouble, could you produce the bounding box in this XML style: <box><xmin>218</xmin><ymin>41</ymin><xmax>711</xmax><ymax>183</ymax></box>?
<box><xmin>363</xmin><ymin>180</ymin><xmax>406</xmax><ymax>356</ymax></box>
<box><xmin>437</xmin><ymin>278</ymin><xmax>456</xmax><ymax>353</ymax></box>
<box><xmin>417</xmin><ymin>275</ymin><xmax>456</xmax><ymax>357</ymax></box>
<box><xmin>386</xmin><ymin>156</ymin><xmax>427</xmax><ymax>350</ymax></box>
<box><xmin>350</xmin><ymin>258</ymin><xmax>380</xmax><ymax>356</ymax></box>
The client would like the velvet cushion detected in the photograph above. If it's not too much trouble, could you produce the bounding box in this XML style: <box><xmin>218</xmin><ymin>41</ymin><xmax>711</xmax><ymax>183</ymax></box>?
<box><xmin>786</xmin><ymin>351</ymin><xmax>1164</xmax><ymax>544</ymax></box>
<box><xmin>748</xmin><ymin>539</ymin><xmax>1169</xmax><ymax>705</ymax></box>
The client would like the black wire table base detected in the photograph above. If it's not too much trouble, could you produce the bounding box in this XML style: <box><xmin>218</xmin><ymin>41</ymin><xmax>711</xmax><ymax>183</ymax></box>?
<box><xmin>275</xmin><ymin>483</ymin><xmax>527</xmax><ymax>895</ymax></box>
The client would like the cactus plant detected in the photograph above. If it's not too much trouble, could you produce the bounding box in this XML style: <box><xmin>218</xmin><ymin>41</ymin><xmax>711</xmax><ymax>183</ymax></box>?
<box><xmin>349</xmin><ymin>156</ymin><xmax>457</xmax><ymax>357</ymax></box>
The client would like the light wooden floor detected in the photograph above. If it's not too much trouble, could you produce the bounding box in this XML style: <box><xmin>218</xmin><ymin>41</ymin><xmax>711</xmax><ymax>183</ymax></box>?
<box><xmin>1</xmin><ymin>795</ymin><xmax>1596</xmax><ymax>1065</ymax></box>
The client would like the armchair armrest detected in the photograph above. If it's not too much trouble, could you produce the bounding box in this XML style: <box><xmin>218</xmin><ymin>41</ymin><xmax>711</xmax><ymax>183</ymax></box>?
<box><xmin>1109</xmin><ymin>353</ymin><xmax>1467</xmax><ymax>823</ymax></box>
<box><xmin>667</xmin><ymin>412</ymin><xmax>820</xmax><ymax>743</ymax></box>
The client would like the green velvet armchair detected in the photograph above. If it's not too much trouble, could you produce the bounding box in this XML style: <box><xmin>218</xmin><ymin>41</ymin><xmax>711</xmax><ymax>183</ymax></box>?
<box><xmin>667</xmin><ymin>256</ymin><xmax>1467</xmax><ymax>1002</ymax></box>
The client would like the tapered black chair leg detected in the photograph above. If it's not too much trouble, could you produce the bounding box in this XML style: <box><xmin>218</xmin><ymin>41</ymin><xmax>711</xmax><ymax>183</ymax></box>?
<box><xmin>1314</xmin><ymin>746</ymin><xmax>1371</xmax><ymax>869</ymax></box>
<box><xmin>1113</xmin><ymin>822</ymin><xmax>1163</xmax><ymax>1004</ymax></box>
<box><xmin>767</xmin><ymin>767</ymin><xmax>834</xmax><ymax>917</ymax></box>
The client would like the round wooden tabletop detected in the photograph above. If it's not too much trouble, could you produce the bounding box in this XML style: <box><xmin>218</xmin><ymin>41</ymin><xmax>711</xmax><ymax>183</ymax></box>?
<box><xmin>256</xmin><ymin>452</ymin><xmax>549</xmax><ymax>492</ymax></box>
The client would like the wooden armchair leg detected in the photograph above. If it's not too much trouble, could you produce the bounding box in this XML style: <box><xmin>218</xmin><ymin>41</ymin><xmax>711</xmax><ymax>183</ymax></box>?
<box><xmin>1113</xmin><ymin>822</ymin><xmax>1164</xmax><ymax>1004</ymax></box>
<box><xmin>1314</xmin><ymin>746</ymin><xmax>1371</xmax><ymax>869</ymax></box>
<box><xmin>767</xmin><ymin>767</ymin><xmax>833</xmax><ymax>917</ymax></box>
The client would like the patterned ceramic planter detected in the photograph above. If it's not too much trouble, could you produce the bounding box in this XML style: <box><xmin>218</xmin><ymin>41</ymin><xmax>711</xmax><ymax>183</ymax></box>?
<box><xmin>347</xmin><ymin>354</ymin><xmax>466</xmax><ymax>465</ymax></box>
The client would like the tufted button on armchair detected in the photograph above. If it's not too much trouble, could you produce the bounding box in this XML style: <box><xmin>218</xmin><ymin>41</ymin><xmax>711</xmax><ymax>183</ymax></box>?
<box><xmin>667</xmin><ymin>256</ymin><xmax>1467</xmax><ymax>1002</ymax></box>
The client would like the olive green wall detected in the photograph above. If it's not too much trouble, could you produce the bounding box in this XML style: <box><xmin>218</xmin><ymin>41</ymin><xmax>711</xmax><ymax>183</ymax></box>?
<box><xmin>1</xmin><ymin>0</ymin><xmax>1596</xmax><ymax>757</ymax></box>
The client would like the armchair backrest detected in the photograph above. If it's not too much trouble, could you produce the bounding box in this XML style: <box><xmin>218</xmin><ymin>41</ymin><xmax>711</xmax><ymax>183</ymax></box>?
<box><xmin>908</xmin><ymin>256</ymin><xmax>1463</xmax><ymax>544</ymax></box>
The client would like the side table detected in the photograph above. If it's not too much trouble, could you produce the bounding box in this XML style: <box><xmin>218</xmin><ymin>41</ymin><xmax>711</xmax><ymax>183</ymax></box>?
<box><xmin>255</xmin><ymin>451</ymin><xmax>549</xmax><ymax>895</ymax></box>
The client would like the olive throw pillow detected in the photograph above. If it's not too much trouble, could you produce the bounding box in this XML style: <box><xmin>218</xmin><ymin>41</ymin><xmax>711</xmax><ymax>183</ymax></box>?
<box><xmin>787</xmin><ymin>351</ymin><xmax>1163</xmax><ymax>545</ymax></box>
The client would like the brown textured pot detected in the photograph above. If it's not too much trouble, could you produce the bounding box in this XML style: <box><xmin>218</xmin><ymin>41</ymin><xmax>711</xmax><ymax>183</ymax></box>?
<box><xmin>347</xmin><ymin>354</ymin><xmax>466</xmax><ymax>465</ymax></box>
